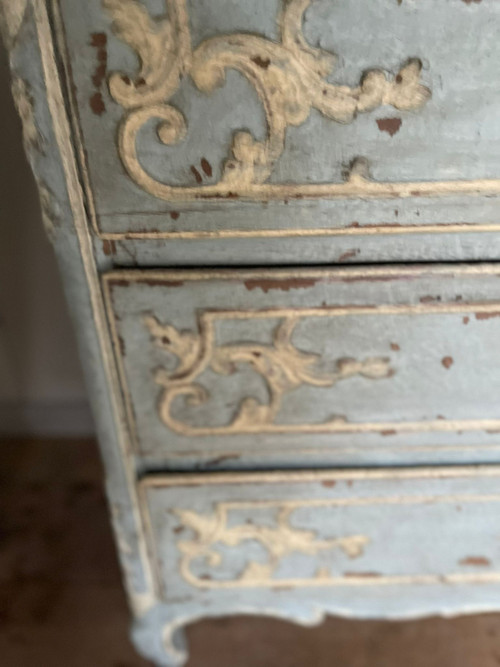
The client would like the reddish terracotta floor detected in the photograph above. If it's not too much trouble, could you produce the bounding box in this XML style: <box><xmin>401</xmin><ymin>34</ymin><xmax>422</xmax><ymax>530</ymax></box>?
<box><xmin>1</xmin><ymin>439</ymin><xmax>500</xmax><ymax>667</ymax></box>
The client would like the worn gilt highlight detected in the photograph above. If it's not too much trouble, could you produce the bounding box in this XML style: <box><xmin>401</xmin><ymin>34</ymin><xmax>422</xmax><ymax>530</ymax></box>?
<box><xmin>103</xmin><ymin>0</ymin><xmax>430</xmax><ymax>201</ymax></box>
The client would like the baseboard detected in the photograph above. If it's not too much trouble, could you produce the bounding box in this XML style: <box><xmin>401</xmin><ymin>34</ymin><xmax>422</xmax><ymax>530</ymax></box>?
<box><xmin>0</xmin><ymin>400</ymin><xmax>95</xmax><ymax>438</ymax></box>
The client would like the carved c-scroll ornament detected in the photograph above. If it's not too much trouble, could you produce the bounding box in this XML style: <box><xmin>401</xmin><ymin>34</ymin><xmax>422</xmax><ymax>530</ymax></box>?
<box><xmin>174</xmin><ymin>501</ymin><xmax>370</xmax><ymax>589</ymax></box>
<box><xmin>144</xmin><ymin>312</ymin><xmax>393</xmax><ymax>436</ymax></box>
<box><xmin>103</xmin><ymin>0</ymin><xmax>431</xmax><ymax>201</ymax></box>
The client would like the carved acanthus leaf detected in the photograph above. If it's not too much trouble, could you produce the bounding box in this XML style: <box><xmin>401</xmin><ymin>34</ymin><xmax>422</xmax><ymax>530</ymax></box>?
<box><xmin>146</xmin><ymin>312</ymin><xmax>394</xmax><ymax>436</ymax></box>
<box><xmin>144</xmin><ymin>315</ymin><xmax>201</xmax><ymax>378</ymax></box>
<box><xmin>104</xmin><ymin>0</ymin><xmax>431</xmax><ymax>200</ymax></box>
<box><xmin>174</xmin><ymin>503</ymin><xmax>370</xmax><ymax>587</ymax></box>
<box><xmin>103</xmin><ymin>0</ymin><xmax>191</xmax><ymax>109</ymax></box>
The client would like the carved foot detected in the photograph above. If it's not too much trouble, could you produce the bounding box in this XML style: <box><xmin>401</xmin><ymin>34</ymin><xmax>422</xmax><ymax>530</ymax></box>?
<box><xmin>132</xmin><ymin>608</ymin><xmax>189</xmax><ymax>667</ymax></box>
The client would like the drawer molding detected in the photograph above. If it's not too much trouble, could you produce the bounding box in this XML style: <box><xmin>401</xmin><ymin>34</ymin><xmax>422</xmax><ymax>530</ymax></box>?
<box><xmin>143</xmin><ymin>301</ymin><xmax>500</xmax><ymax>438</ymax></box>
<box><xmin>103</xmin><ymin>267</ymin><xmax>500</xmax><ymax>465</ymax></box>
<box><xmin>172</xmin><ymin>492</ymin><xmax>500</xmax><ymax>591</ymax></box>
<box><xmin>103</xmin><ymin>0</ymin><xmax>430</xmax><ymax>203</ymax></box>
<box><xmin>135</xmin><ymin>464</ymin><xmax>500</xmax><ymax>667</ymax></box>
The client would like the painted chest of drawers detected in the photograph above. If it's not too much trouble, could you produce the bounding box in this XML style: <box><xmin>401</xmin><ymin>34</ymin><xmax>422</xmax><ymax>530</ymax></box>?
<box><xmin>3</xmin><ymin>0</ymin><xmax>500</xmax><ymax>664</ymax></box>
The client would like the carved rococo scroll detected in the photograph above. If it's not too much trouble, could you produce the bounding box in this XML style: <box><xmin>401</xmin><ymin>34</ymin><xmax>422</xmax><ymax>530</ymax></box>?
<box><xmin>103</xmin><ymin>0</ymin><xmax>431</xmax><ymax>201</ymax></box>
<box><xmin>174</xmin><ymin>501</ymin><xmax>370</xmax><ymax>589</ymax></box>
<box><xmin>144</xmin><ymin>311</ymin><xmax>393</xmax><ymax>436</ymax></box>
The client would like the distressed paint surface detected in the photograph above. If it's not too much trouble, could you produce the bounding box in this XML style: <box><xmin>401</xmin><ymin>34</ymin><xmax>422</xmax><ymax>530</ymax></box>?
<box><xmin>137</xmin><ymin>467</ymin><xmax>500</xmax><ymax>665</ymax></box>
<box><xmin>104</xmin><ymin>266</ymin><xmax>500</xmax><ymax>468</ymax></box>
<box><xmin>6</xmin><ymin>2</ymin><xmax>500</xmax><ymax>666</ymax></box>
<box><xmin>102</xmin><ymin>0</ymin><xmax>430</xmax><ymax>198</ymax></box>
<box><xmin>53</xmin><ymin>0</ymin><xmax>500</xmax><ymax>266</ymax></box>
<box><xmin>0</xmin><ymin>0</ymin><xmax>156</xmax><ymax>617</ymax></box>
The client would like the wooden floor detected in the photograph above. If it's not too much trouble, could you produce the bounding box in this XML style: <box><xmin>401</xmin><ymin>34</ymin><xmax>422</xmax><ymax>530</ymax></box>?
<box><xmin>2</xmin><ymin>439</ymin><xmax>500</xmax><ymax>667</ymax></box>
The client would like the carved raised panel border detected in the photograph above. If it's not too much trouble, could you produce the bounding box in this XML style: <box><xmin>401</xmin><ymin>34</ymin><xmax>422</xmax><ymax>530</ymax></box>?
<box><xmin>140</xmin><ymin>468</ymin><xmax>500</xmax><ymax>594</ymax></box>
<box><xmin>102</xmin><ymin>268</ymin><xmax>500</xmax><ymax>456</ymax></box>
<box><xmin>144</xmin><ymin>304</ymin><xmax>500</xmax><ymax>438</ymax></box>
<box><xmin>173</xmin><ymin>495</ymin><xmax>500</xmax><ymax>590</ymax></box>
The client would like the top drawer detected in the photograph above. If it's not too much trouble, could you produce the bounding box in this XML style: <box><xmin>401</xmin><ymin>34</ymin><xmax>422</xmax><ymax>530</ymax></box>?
<box><xmin>54</xmin><ymin>0</ymin><xmax>500</xmax><ymax>265</ymax></box>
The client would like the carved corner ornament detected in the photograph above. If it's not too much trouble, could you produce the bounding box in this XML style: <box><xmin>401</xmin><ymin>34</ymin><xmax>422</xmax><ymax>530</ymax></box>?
<box><xmin>144</xmin><ymin>312</ymin><xmax>393</xmax><ymax>436</ymax></box>
<box><xmin>103</xmin><ymin>0</ymin><xmax>431</xmax><ymax>202</ymax></box>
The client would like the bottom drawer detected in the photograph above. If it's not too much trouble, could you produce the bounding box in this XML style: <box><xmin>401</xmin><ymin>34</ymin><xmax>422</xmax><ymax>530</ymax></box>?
<box><xmin>140</xmin><ymin>467</ymin><xmax>500</xmax><ymax>619</ymax></box>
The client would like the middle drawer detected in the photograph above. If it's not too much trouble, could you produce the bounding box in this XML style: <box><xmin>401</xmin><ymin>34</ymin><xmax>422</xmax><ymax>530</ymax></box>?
<box><xmin>103</xmin><ymin>265</ymin><xmax>500</xmax><ymax>469</ymax></box>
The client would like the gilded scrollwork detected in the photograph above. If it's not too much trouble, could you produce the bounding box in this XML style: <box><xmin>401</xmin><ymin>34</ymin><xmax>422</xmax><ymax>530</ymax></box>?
<box><xmin>103</xmin><ymin>0</ymin><xmax>430</xmax><ymax>201</ymax></box>
<box><xmin>144</xmin><ymin>311</ymin><xmax>393</xmax><ymax>436</ymax></box>
<box><xmin>174</xmin><ymin>501</ymin><xmax>370</xmax><ymax>589</ymax></box>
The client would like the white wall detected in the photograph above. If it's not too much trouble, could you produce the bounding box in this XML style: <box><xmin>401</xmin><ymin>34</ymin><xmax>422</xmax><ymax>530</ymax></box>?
<box><xmin>0</xmin><ymin>43</ymin><xmax>93</xmax><ymax>436</ymax></box>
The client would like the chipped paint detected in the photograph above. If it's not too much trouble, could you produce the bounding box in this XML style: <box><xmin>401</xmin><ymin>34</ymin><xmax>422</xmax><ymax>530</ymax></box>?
<box><xmin>102</xmin><ymin>239</ymin><xmax>117</xmax><ymax>255</ymax></box>
<box><xmin>104</xmin><ymin>0</ymin><xmax>430</xmax><ymax>201</ymax></box>
<box><xmin>338</xmin><ymin>249</ymin><xmax>360</xmax><ymax>262</ymax></box>
<box><xmin>460</xmin><ymin>557</ymin><xmax>491</xmax><ymax>566</ymax></box>
<box><xmin>200</xmin><ymin>158</ymin><xmax>212</xmax><ymax>177</ymax></box>
<box><xmin>244</xmin><ymin>277</ymin><xmax>318</xmax><ymax>293</ymax></box>
<box><xmin>90</xmin><ymin>91</ymin><xmax>106</xmax><ymax>115</ymax></box>
<box><xmin>376</xmin><ymin>117</ymin><xmax>402</xmax><ymax>137</ymax></box>
<box><xmin>190</xmin><ymin>165</ymin><xmax>203</xmax><ymax>184</ymax></box>
<box><xmin>420</xmin><ymin>295</ymin><xmax>442</xmax><ymax>304</ymax></box>
<box><xmin>89</xmin><ymin>32</ymin><xmax>107</xmax><ymax>115</ymax></box>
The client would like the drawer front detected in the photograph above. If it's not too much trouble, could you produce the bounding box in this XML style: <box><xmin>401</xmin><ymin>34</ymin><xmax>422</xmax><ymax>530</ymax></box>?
<box><xmin>56</xmin><ymin>0</ymin><xmax>500</xmax><ymax>264</ymax></box>
<box><xmin>104</xmin><ymin>265</ymin><xmax>500</xmax><ymax>468</ymax></box>
<box><xmin>140</xmin><ymin>466</ymin><xmax>500</xmax><ymax>617</ymax></box>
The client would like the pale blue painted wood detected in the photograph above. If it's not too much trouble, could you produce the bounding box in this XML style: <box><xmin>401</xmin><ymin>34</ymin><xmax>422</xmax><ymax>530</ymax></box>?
<box><xmin>138</xmin><ymin>467</ymin><xmax>500</xmax><ymax>665</ymax></box>
<box><xmin>58</xmin><ymin>0</ymin><xmax>500</xmax><ymax>264</ymax></box>
<box><xmin>2</xmin><ymin>0</ymin><xmax>153</xmax><ymax>617</ymax></box>
<box><xmin>106</xmin><ymin>266</ymin><xmax>500</xmax><ymax>470</ymax></box>
<box><xmin>5</xmin><ymin>2</ymin><xmax>500</xmax><ymax>665</ymax></box>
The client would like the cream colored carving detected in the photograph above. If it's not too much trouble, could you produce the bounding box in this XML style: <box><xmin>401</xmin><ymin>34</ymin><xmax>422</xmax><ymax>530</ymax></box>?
<box><xmin>163</xmin><ymin>493</ymin><xmax>500</xmax><ymax>590</ymax></box>
<box><xmin>175</xmin><ymin>502</ymin><xmax>369</xmax><ymax>588</ymax></box>
<box><xmin>104</xmin><ymin>0</ymin><xmax>430</xmax><ymax>201</ymax></box>
<box><xmin>104</xmin><ymin>271</ymin><xmax>500</xmax><ymax>452</ymax></box>
<box><xmin>144</xmin><ymin>312</ymin><xmax>393</xmax><ymax>436</ymax></box>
